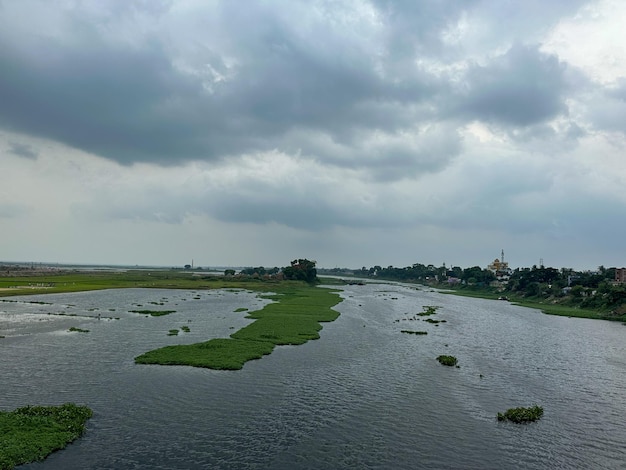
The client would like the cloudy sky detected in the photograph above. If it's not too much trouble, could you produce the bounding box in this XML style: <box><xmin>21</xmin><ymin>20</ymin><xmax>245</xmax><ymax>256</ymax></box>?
<box><xmin>1</xmin><ymin>0</ymin><xmax>625</xmax><ymax>270</ymax></box>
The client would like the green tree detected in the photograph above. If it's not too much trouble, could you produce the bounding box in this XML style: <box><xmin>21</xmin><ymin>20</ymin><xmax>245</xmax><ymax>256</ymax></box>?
<box><xmin>282</xmin><ymin>259</ymin><xmax>318</xmax><ymax>284</ymax></box>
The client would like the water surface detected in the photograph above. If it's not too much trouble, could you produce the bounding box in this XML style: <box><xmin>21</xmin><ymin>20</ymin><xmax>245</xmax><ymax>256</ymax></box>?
<box><xmin>1</xmin><ymin>284</ymin><xmax>625</xmax><ymax>469</ymax></box>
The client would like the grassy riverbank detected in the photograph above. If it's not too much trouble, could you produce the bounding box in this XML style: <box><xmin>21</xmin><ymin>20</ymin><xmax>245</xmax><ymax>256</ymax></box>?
<box><xmin>444</xmin><ymin>288</ymin><xmax>624</xmax><ymax>321</ymax></box>
<box><xmin>0</xmin><ymin>403</ymin><xmax>92</xmax><ymax>470</ymax></box>
<box><xmin>0</xmin><ymin>270</ymin><xmax>290</xmax><ymax>297</ymax></box>
<box><xmin>135</xmin><ymin>285</ymin><xmax>342</xmax><ymax>370</ymax></box>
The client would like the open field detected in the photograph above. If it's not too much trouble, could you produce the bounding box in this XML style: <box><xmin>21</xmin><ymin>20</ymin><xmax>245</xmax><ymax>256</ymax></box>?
<box><xmin>0</xmin><ymin>270</ymin><xmax>291</xmax><ymax>297</ymax></box>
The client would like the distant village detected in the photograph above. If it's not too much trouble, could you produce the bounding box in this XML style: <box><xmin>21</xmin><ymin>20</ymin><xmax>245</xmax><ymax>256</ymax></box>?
<box><xmin>319</xmin><ymin>251</ymin><xmax>626</xmax><ymax>313</ymax></box>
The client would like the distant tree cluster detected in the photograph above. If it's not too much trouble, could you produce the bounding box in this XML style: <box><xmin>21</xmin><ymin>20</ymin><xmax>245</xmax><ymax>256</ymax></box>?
<box><xmin>352</xmin><ymin>262</ymin><xmax>626</xmax><ymax>312</ymax></box>
<box><xmin>282</xmin><ymin>259</ymin><xmax>318</xmax><ymax>284</ymax></box>
<box><xmin>504</xmin><ymin>265</ymin><xmax>625</xmax><ymax>310</ymax></box>
<box><xmin>239</xmin><ymin>266</ymin><xmax>280</xmax><ymax>276</ymax></box>
<box><xmin>355</xmin><ymin>263</ymin><xmax>495</xmax><ymax>285</ymax></box>
<box><xmin>222</xmin><ymin>260</ymin><xmax>318</xmax><ymax>284</ymax></box>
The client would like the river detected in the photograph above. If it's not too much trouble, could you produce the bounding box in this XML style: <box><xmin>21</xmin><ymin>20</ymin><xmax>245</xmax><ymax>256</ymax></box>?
<box><xmin>1</xmin><ymin>283</ymin><xmax>625</xmax><ymax>469</ymax></box>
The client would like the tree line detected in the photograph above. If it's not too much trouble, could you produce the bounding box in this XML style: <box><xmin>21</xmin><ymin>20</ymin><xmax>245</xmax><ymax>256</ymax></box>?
<box><xmin>326</xmin><ymin>263</ymin><xmax>626</xmax><ymax>313</ymax></box>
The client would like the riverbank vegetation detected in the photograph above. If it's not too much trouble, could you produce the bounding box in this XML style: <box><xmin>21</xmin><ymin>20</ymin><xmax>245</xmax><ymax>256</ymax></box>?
<box><xmin>0</xmin><ymin>403</ymin><xmax>92</xmax><ymax>470</ymax></box>
<box><xmin>332</xmin><ymin>263</ymin><xmax>626</xmax><ymax>321</ymax></box>
<box><xmin>497</xmin><ymin>405</ymin><xmax>543</xmax><ymax>423</ymax></box>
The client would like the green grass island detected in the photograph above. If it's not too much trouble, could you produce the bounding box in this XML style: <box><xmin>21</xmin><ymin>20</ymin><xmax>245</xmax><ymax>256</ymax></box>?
<box><xmin>135</xmin><ymin>285</ymin><xmax>342</xmax><ymax>370</ymax></box>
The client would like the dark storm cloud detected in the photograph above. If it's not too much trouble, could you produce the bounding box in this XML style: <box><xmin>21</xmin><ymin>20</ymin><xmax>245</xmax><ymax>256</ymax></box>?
<box><xmin>0</xmin><ymin>0</ymin><xmax>597</xmax><ymax>180</ymax></box>
<box><xmin>0</xmin><ymin>0</ymin><xmax>458</xmax><ymax>170</ymax></box>
<box><xmin>456</xmin><ymin>45</ymin><xmax>569</xmax><ymax>127</ymax></box>
<box><xmin>0</xmin><ymin>37</ymin><xmax>213</xmax><ymax>163</ymax></box>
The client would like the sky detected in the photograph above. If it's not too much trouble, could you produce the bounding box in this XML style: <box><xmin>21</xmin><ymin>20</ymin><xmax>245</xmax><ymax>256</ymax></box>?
<box><xmin>1</xmin><ymin>0</ymin><xmax>625</xmax><ymax>270</ymax></box>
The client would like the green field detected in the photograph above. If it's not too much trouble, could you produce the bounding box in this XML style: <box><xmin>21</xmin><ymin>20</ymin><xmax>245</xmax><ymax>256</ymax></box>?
<box><xmin>0</xmin><ymin>270</ymin><xmax>288</xmax><ymax>296</ymax></box>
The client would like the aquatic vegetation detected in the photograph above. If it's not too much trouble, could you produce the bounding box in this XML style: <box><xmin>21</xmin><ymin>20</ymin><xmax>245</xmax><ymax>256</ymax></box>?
<box><xmin>167</xmin><ymin>329</ymin><xmax>179</xmax><ymax>336</ymax></box>
<box><xmin>417</xmin><ymin>305</ymin><xmax>441</xmax><ymax>316</ymax></box>
<box><xmin>401</xmin><ymin>330</ymin><xmax>428</xmax><ymax>335</ymax></box>
<box><xmin>436</xmin><ymin>355</ymin><xmax>458</xmax><ymax>366</ymax></box>
<box><xmin>68</xmin><ymin>327</ymin><xmax>89</xmax><ymax>333</ymax></box>
<box><xmin>180</xmin><ymin>326</ymin><xmax>190</xmax><ymax>333</ymax></box>
<box><xmin>129</xmin><ymin>309</ymin><xmax>176</xmax><ymax>316</ymax></box>
<box><xmin>497</xmin><ymin>405</ymin><xmax>543</xmax><ymax>423</ymax></box>
<box><xmin>135</xmin><ymin>285</ymin><xmax>342</xmax><ymax>370</ymax></box>
<box><xmin>0</xmin><ymin>403</ymin><xmax>92</xmax><ymax>470</ymax></box>
<box><xmin>234</xmin><ymin>307</ymin><xmax>249</xmax><ymax>312</ymax></box>
<box><xmin>135</xmin><ymin>338</ymin><xmax>276</xmax><ymax>370</ymax></box>
<box><xmin>423</xmin><ymin>318</ymin><xmax>446</xmax><ymax>324</ymax></box>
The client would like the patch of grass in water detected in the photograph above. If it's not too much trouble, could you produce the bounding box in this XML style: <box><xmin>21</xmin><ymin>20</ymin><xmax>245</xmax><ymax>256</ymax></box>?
<box><xmin>0</xmin><ymin>403</ymin><xmax>92</xmax><ymax>469</ymax></box>
<box><xmin>180</xmin><ymin>326</ymin><xmax>190</xmax><ymax>333</ymax></box>
<box><xmin>129</xmin><ymin>309</ymin><xmax>176</xmax><ymax>317</ymax></box>
<box><xmin>68</xmin><ymin>327</ymin><xmax>89</xmax><ymax>333</ymax></box>
<box><xmin>167</xmin><ymin>329</ymin><xmax>179</xmax><ymax>336</ymax></box>
<box><xmin>497</xmin><ymin>405</ymin><xmax>543</xmax><ymax>423</ymax></box>
<box><xmin>417</xmin><ymin>305</ymin><xmax>440</xmax><ymax>316</ymax></box>
<box><xmin>436</xmin><ymin>355</ymin><xmax>458</xmax><ymax>366</ymax></box>
<box><xmin>135</xmin><ymin>338</ymin><xmax>276</xmax><ymax>370</ymax></box>
<box><xmin>234</xmin><ymin>307</ymin><xmax>248</xmax><ymax>312</ymax></box>
<box><xmin>401</xmin><ymin>330</ymin><xmax>428</xmax><ymax>335</ymax></box>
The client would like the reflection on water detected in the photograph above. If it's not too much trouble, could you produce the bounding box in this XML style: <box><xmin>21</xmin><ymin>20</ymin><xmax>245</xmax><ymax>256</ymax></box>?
<box><xmin>2</xmin><ymin>285</ymin><xmax>626</xmax><ymax>469</ymax></box>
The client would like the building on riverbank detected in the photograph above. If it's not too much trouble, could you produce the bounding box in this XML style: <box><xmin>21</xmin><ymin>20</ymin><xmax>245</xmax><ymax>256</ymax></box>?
<box><xmin>616</xmin><ymin>268</ymin><xmax>626</xmax><ymax>284</ymax></box>
<box><xmin>487</xmin><ymin>250</ymin><xmax>512</xmax><ymax>282</ymax></box>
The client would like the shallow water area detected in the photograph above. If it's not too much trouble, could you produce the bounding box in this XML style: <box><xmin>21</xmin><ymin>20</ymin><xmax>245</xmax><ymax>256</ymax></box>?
<box><xmin>2</xmin><ymin>284</ymin><xmax>626</xmax><ymax>469</ymax></box>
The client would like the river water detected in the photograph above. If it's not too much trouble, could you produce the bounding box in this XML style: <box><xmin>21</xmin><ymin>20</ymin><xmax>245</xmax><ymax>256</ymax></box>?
<box><xmin>1</xmin><ymin>283</ymin><xmax>626</xmax><ymax>469</ymax></box>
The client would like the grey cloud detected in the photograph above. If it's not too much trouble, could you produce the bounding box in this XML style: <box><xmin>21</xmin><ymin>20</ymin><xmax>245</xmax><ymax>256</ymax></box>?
<box><xmin>456</xmin><ymin>45</ymin><xmax>569</xmax><ymax>127</ymax></box>
<box><xmin>466</xmin><ymin>0</ymin><xmax>590</xmax><ymax>47</ymax></box>
<box><xmin>0</xmin><ymin>36</ymin><xmax>210</xmax><ymax>164</ymax></box>
<box><xmin>587</xmin><ymin>80</ymin><xmax>626</xmax><ymax>134</ymax></box>
<box><xmin>8</xmin><ymin>142</ymin><xmax>38</xmax><ymax>159</ymax></box>
<box><xmin>0</xmin><ymin>203</ymin><xmax>28</xmax><ymax>218</ymax></box>
<box><xmin>0</xmin><ymin>0</ymin><xmax>455</xmax><ymax>173</ymax></box>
